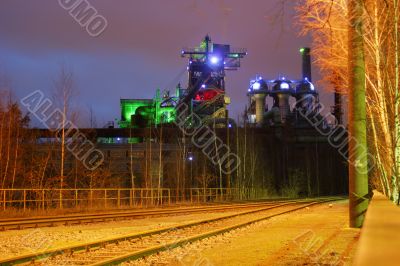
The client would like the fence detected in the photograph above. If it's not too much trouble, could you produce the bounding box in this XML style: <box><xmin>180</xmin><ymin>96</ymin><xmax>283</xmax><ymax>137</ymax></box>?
<box><xmin>169</xmin><ymin>188</ymin><xmax>270</xmax><ymax>202</ymax></box>
<box><xmin>0</xmin><ymin>188</ymin><xmax>171</xmax><ymax>211</ymax></box>
<box><xmin>0</xmin><ymin>187</ymin><xmax>271</xmax><ymax>211</ymax></box>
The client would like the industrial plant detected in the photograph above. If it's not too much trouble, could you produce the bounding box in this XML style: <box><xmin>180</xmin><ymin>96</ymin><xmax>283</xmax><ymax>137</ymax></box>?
<box><xmin>2</xmin><ymin>1</ymin><xmax>396</xmax><ymax>264</ymax></box>
<box><xmin>30</xmin><ymin>35</ymin><xmax>347</xmax><ymax>198</ymax></box>
<box><xmin>116</xmin><ymin>36</ymin><xmax>328</xmax><ymax>131</ymax></box>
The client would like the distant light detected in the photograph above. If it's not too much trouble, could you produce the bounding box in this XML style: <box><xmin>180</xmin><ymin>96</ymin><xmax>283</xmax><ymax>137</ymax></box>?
<box><xmin>189</xmin><ymin>60</ymin><xmax>193</xmax><ymax>64</ymax></box>
<box><xmin>117</xmin><ymin>137</ymin><xmax>121</xmax><ymax>141</ymax></box>
<box><xmin>228</xmin><ymin>124</ymin><xmax>232</xmax><ymax>128</ymax></box>
<box><xmin>300</xmin><ymin>48</ymin><xmax>305</xmax><ymax>53</ymax></box>
<box><xmin>201</xmin><ymin>84</ymin><xmax>206</xmax><ymax>89</ymax></box>
<box><xmin>188</xmin><ymin>156</ymin><xmax>193</xmax><ymax>161</ymax></box>
<box><xmin>280</xmin><ymin>82</ymin><xmax>290</xmax><ymax>90</ymax></box>
<box><xmin>282</xmin><ymin>76</ymin><xmax>286</xmax><ymax>80</ymax></box>
<box><xmin>248</xmin><ymin>88</ymin><xmax>251</xmax><ymax>92</ymax></box>
<box><xmin>304</xmin><ymin>77</ymin><xmax>315</xmax><ymax>90</ymax></box>
<box><xmin>252</xmin><ymin>82</ymin><xmax>261</xmax><ymax>90</ymax></box>
<box><xmin>210</xmin><ymin>56</ymin><xmax>220</xmax><ymax>65</ymax></box>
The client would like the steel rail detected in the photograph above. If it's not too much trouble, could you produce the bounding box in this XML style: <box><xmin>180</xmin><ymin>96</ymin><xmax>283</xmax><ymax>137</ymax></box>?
<box><xmin>93</xmin><ymin>199</ymin><xmax>338</xmax><ymax>266</ymax></box>
<box><xmin>0</xmin><ymin>201</ymin><xmax>298</xmax><ymax>265</ymax></box>
<box><xmin>0</xmin><ymin>201</ymin><xmax>290</xmax><ymax>230</ymax></box>
<box><xmin>0</xmin><ymin>197</ymin><xmax>344</xmax><ymax>265</ymax></box>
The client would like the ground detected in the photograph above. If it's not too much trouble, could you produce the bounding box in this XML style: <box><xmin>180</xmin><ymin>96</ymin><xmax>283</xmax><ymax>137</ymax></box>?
<box><xmin>129</xmin><ymin>200</ymin><xmax>360</xmax><ymax>265</ymax></box>
<box><xmin>0</xmin><ymin>200</ymin><xmax>360</xmax><ymax>265</ymax></box>
<box><xmin>0</xmin><ymin>210</ymin><xmax>241</xmax><ymax>259</ymax></box>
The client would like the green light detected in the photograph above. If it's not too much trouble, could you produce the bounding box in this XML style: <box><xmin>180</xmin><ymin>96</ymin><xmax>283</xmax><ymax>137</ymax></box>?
<box><xmin>300</xmin><ymin>48</ymin><xmax>305</xmax><ymax>53</ymax></box>
<box><xmin>119</xmin><ymin>97</ymin><xmax>177</xmax><ymax>128</ymax></box>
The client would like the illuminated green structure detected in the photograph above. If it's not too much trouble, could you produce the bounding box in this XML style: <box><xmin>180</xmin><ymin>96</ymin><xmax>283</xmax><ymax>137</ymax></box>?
<box><xmin>118</xmin><ymin>89</ymin><xmax>177</xmax><ymax>128</ymax></box>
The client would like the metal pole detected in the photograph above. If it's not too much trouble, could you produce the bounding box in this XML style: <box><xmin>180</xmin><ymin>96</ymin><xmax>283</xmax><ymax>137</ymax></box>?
<box><xmin>75</xmin><ymin>190</ymin><xmax>78</xmax><ymax>208</ymax></box>
<box><xmin>59</xmin><ymin>190</ymin><xmax>63</xmax><ymax>209</ymax></box>
<box><xmin>104</xmin><ymin>190</ymin><xmax>107</xmax><ymax>209</ymax></box>
<box><xmin>130</xmin><ymin>189</ymin><xmax>133</xmax><ymax>207</ymax></box>
<box><xmin>226</xmin><ymin>109</ymin><xmax>231</xmax><ymax>191</ymax></box>
<box><xmin>117</xmin><ymin>189</ymin><xmax>121</xmax><ymax>208</ymax></box>
<box><xmin>42</xmin><ymin>190</ymin><xmax>45</xmax><ymax>209</ymax></box>
<box><xmin>90</xmin><ymin>189</ymin><xmax>93</xmax><ymax>208</ymax></box>
<box><xmin>23</xmin><ymin>190</ymin><xmax>26</xmax><ymax>211</ymax></box>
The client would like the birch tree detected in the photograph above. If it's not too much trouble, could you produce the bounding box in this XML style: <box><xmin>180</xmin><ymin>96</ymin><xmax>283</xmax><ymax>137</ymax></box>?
<box><xmin>295</xmin><ymin>0</ymin><xmax>400</xmax><ymax>205</ymax></box>
<box><xmin>53</xmin><ymin>66</ymin><xmax>75</xmax><ymax>198</ymax></box>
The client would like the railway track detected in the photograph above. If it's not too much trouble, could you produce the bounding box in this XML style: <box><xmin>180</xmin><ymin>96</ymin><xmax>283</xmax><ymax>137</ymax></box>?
<box><xmin>0</xmin><ymin>201</ymin><xmax>295</xmax><ymax>231</ymax></box>
<box><xmin>0</xmin><ymin>197</ymin><xmax>343</xmax><ymax>266</ymax></box>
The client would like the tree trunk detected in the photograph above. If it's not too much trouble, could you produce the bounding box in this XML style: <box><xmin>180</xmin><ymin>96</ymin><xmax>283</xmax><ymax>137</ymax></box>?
<box><xmin>393</xmin><ymin>0</ymin><xmax>400</xmax><ymax>204</ymax></box>
<box><xmin>158</xmin><ymin>125</ymin><xmax>163</xmax><ymax>203</ymax></box>
<box><xmin>348</xmin><ymin>0</ymin><xmax>369</xmax><ymax>228</ymax></box>
<box><xmin>2</xmin><ymin>105</ymin><xmax>12</xmax><ymax>189</ymax></box>
<box><xmin>129</xmin><ymin>127</ymin><xmax>135</xmax><ymax>189</ymax></box>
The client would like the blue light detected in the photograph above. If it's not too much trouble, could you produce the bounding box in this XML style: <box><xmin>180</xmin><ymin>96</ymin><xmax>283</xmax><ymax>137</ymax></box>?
<box><xmin>228</xmin><ymin>124</ymin><xmax>232</xmax><ymax>128</ymax></box>
<box><xmin>280</xmin><ymin>82</ymin><xmax>290</xmax><ymax>90</ymax></box>
<box><xmin>304</xmin><ymin>78</ymin><xmax>315</xmax><ymax>90</ymax></box>
<box><xmin>201</xmin><ymin>84</ymin><xmax>206</xmax><ymax>89</ymax></box>
<box><xmin>210</xmin><ymin>56</ymin><xmax>220</xmax><ymax>65</ymax></box>
<box><xmin>252</xmin><ymin>82</ymin><xmax>261</xmax><ymax>90</ymax></box>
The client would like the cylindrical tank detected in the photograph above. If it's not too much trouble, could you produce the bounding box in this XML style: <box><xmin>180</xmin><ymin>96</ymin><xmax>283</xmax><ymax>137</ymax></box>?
<box><xmin>277</xmin><ymin>93</ymin><xmax>290</xmax><ymax>123</ymax></box>
<box><xmin>247</xmin><ymin>76</ymin><xmax>268</xmax><ymax>126</ymax></box>
<box><xmin>254</xmin><ymin>94</ymin><xmax>267</xmax><ymax>125</ymax></box>
<box><xmin>271</xmin><ymin>79</ymin><xmax>292</xmax><ymax>124</ymax></box>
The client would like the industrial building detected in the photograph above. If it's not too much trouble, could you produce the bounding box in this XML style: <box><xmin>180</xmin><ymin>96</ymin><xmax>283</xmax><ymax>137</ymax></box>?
<box><xmin>117</xmin><ymin>35</ymin><xmax>246</xmax><ymax>130</ymax></box>
<box><xmin>33</xmin><ymin>36</ymin><xmax>347</xmax><ymax>197</ymax></box>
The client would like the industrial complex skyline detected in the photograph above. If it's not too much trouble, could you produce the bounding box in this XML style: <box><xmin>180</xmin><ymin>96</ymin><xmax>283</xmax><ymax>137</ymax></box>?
<box><xmin>0</xmin><ymin>0</ymin><xmax>327</xmax><ymax>127</ymax></box>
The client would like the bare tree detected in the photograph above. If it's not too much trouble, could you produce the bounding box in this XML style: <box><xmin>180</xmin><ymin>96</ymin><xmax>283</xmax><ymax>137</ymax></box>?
<box><xmin>53</xmin><ymin>65</ymin><xmax>75</xmax><ymax>207</ymax></box>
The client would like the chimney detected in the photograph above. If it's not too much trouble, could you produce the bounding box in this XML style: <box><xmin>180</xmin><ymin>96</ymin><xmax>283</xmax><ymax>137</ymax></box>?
<box><xmin>300</xmin><ymin>47</ymin><xmax>312</xmax><ymax>82</ymax></box>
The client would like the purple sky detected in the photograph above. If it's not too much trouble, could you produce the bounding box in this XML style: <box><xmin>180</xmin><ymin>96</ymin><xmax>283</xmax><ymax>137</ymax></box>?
<box><xmin>0</xmin><ymin>0</ymin><xmax>331</xmax><ymax>127</ymax></box>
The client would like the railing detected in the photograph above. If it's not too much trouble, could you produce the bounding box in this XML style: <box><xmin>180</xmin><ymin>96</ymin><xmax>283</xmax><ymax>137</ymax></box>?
<box><xmin>0</xmin><ymin>188</ymin><xmax>271</xmax><ymax>211</ymax></box>
<box><xmin>353</xmin><ymin>191</ymin><xmax>400</xmax><ymax>266</ymax></box>
<box><xmin>170</xmin><ymin>188</ymin><xmax>271</xmax><ymax>203</ymax></box>
<box><xmin>0</xmin><ymin>188</ymin><xmax>171</xmax><ymax>210</ymax></box>
<box><xmin>169</xmin><ymin>188</ymin><xmax>237</xmax><ymax>203</ymax></box>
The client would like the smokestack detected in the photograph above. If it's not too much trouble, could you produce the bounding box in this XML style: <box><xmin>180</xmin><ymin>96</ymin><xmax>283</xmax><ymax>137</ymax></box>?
<box><xmin>300</xmin><ymin>47</ymin><xmax>312</xmax><ymax>82</ymax></box>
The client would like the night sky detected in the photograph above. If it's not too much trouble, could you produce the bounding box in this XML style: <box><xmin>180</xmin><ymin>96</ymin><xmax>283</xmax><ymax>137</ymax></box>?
<box><xmin>0</xmin><ymin>0</ymin><xmax>331</xmax><ymax>127</ymax></box>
